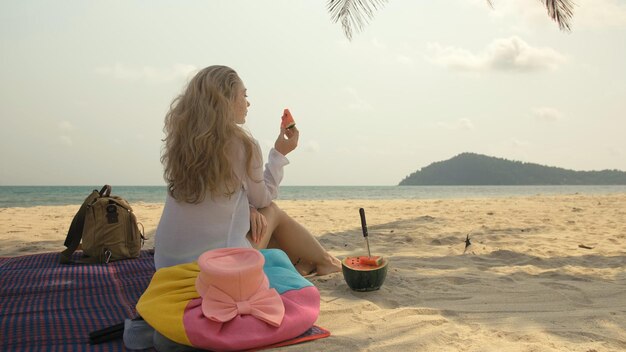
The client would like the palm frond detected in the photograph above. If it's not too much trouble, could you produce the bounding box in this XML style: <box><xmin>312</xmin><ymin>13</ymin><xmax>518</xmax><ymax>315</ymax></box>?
<box><xmin>328</xmin><ymin>0</ymin><xmax>575</xmax><ymax>41</ymax></box>
<box><xmin>488</xmin><ymin>1</ymin><xmax>574</xmax><ymax>31</ymax></box>
<box><xmin>542</xmin><ymin>0</ymin><xmax>575</xmax><ymax>31</ymax></box>
<box><xmin>327</xmin><ymin>0</ymin><xmax>388</xmax><ymax>41</ymax></box>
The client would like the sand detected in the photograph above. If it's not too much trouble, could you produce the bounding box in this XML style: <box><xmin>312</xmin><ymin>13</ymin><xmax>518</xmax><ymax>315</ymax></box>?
<box><xmin>1</xmin><ymin>194</ymin><xmax>624</xmax><ymax>351</ymax></box>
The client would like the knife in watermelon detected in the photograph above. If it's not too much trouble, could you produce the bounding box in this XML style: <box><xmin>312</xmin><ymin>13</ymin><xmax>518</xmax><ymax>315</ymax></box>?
<box><xmin>358</xmin><ymin>208</ymin><xmax>383</xmax><ymax>266</ymax></box>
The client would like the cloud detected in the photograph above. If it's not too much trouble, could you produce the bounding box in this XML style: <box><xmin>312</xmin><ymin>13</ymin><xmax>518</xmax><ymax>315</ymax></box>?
<box><xmin>58</xmin><ymin>120</ymin><xmax>76</xmax><ymax>131</ymax></box>
<box><xmin>607</xmin><ymin>146</ymin><xmax>622</xmax><ymax>157</ymax></box>
<box><xmin>532</xmin><ymin>107</ymin><xmax>564</xmax><ymax>122</ymax></box>
<box><xmin>575</xmin><ymin>0</ymin><xmax>626</xmax><ymax>28</ymax></box>
<box><xmin>466</xmin><ymin>0</ymin><xmax>626</xmax><ymax>30</ymax></box>
<box><xmin>58</xmin><ymin>120</ymin><xmax>76</xmax><ymax>146</ymax></box>
<box><xmin>371</xmin><ymin>37</ymin><xmax>387</xmax><ymax>50</ymax></box>
<box><xmin>59</xmin><ymin>135</ymin><xmax>73</xmax><ymax>146</ymax></box>
<box><xmin>468</xmin><ymin>0</ymin><xmax>552</xmax><ymax>31</ymax></box>
<box><xmin>396</xmin><ymin>55</ymin><xmax>413</xmax><ymax>65</ymax></box>
<box><xmin>305</xmin><ymin>140</ymin><xmax>321</xmax><ymax>153</ymax></box>
<box><xmin>95</xmin><ymin>63</ymin><xmax>197</xmax><ymax>83</ymax></box>
<box><xmin>345</xmin><ymin>87</ymin><xmax>372</xmax><ymax>111</ymax></box>
<box><xmin>437</xmin><ymin>118</ymin><xmax>475</xmax><ymax>130</ymax></box>
<box><xmin>368</xmin><ymin>37</ymin><xmax>415</xmax><ymax>67</ymax></box>
<box><xmin>427</xmin><ymin>36</ymin><xmax>566</xmax><ymax>72</ymax></box>
<box><xmin>511</xmin><ymin>138</ymin><xmax>530</xmax><ymax>148</ymax></box>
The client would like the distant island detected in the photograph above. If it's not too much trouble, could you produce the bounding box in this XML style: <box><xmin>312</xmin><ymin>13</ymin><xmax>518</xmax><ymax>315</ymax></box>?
<box><xmin>399</xmin><ymin>153</ymin><xmax>626</xmax><ymax>185</ymax></box>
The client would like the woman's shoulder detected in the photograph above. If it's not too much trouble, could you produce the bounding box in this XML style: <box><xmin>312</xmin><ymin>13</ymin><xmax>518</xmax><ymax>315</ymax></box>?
<box><xmin>232</xmin><ymin>132</ymin><xmax>261</xmax><ymax>152</ymax></box>
<box><xmin>228</xmin><ymin>134</ymin><xmax>261</xmax><ymax>163</ymax></box>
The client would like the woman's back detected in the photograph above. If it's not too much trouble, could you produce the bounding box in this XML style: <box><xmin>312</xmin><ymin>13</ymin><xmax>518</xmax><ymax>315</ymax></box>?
<box><xmin>154</xmin><ymin>186</ymin><xmax>252</xmax><ymax>269</ymax></box>
<box><xmin>154</xmin><ymin>136</ymin><xmax>288</xmax><ymax>269</ymax></box>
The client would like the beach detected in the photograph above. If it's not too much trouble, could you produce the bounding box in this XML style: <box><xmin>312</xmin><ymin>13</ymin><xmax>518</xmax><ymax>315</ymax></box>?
<box><xmin>1</xmin><ymin>194</ymin><xmax>625</xmax><ymax>351</ymax></box>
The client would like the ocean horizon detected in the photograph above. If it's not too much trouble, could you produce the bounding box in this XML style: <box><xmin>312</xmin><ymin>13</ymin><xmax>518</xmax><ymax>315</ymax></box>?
<box><xmin>1</xmin><ymin>185</ymin><xmax>626</xmax><ymax>208</ymax></box>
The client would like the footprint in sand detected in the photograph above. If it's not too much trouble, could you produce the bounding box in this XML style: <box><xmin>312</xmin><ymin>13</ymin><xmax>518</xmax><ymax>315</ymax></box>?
<box><xmin>540</xmin><ymin>281</ymin><xmax>593</xmax><ymax>305</ymax></box>
<box><xmin>444</xmin><ymin>276</ymin><xmax>480</xmax><ymax>285</ymax></box>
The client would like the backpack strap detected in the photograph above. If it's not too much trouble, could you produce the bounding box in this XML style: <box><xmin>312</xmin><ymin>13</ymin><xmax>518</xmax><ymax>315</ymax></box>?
<box><xmin>59</xmin><ymin>185</ymin><xmax>110</xmax><ymax>264</ymax></box>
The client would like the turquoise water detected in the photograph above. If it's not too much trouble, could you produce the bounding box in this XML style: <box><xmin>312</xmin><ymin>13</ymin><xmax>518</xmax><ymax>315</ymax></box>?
<box><xmin>1</xmin><ymin>185</ymin><xmax>625</xmax><ymax>208</ymax></box>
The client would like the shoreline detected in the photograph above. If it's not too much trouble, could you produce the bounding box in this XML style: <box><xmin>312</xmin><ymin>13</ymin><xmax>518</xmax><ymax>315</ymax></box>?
<box><xmin>1</xmin><ymin>194</ymin><xmax>625</xmax><ymax>351</ymax></box>
<box><xmin>2</xmin><ymin>185</ymin><xmax>626</xmax><ymax>208</ymax></box>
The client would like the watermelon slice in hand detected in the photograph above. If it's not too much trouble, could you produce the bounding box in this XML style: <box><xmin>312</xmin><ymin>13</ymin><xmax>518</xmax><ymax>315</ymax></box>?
<box><xmin>281</xmin><ymin>109</ymin><xmax>296</xmax><ymax>129</ymax></box>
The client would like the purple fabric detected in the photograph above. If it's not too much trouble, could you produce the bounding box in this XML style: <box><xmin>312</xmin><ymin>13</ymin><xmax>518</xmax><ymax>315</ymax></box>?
<box><xmin>0</xmin><ymin>251</ymin><xmax>155</xmax><ymax>352</ymax></box>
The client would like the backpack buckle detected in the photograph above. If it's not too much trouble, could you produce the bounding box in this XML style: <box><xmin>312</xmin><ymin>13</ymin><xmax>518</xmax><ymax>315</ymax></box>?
<box><xmin>106</xmin><ymin>203</ymin><xmax>119</xmax><ymax>224</ymax></box>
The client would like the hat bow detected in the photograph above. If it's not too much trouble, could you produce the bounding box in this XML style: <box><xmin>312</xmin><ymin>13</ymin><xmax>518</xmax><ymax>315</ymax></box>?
<box><xmin>201</xmin><ymin>285</ymin><xmax>285</xmax><ymax>327</ymax></box>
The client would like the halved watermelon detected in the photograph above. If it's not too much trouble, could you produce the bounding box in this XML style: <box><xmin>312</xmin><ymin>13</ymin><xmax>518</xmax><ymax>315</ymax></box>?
<box><xmin>281</xmin><ymin>109</ymin><xmax>296</xmax><ymax>129</ymax></box>
<box><xmin>345</xmin><ymin>256</ymin><xmax>384</xmax><ymax>268</ymax></box>
<box><xmin>341</xmin><ymin>256</ymin><xmax>388</xmax><ymax>291</ymax></box>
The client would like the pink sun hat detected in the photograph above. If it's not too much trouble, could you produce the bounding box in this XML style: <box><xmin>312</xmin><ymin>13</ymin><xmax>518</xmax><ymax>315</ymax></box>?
<box><xmin>195</xmin><ymin>247</ymin><xmax>285</xmax><ymax>327</ymax></box>
<box><xmin>136</xmin><ymin>248</ymin><xmax>321</xmax><ymax>351</ymax></box>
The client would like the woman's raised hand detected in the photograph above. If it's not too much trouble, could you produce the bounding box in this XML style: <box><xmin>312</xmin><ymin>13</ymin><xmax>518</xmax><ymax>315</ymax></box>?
<box><xmin>274</xmin><ymin>126</ymin><xmax>299</xmax><ymax>156</ymax></box>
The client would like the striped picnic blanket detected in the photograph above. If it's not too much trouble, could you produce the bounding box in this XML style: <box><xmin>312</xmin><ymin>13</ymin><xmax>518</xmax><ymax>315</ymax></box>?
<box><xmin>0</xmin><ymin>250</ymin><xmax>330</xmax><ymax>351</ymax></box>
<box><xmin>0</xmin><ymin>251</ymin><xmax>155</xmax><ymax>351</ymax></box>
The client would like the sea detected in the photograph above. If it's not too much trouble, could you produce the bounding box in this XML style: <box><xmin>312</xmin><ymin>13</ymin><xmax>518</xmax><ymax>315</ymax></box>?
<box><xmin>1</xmin><ymin>185</ymin><xmax>625</xmax><ymax>208</ymax></box>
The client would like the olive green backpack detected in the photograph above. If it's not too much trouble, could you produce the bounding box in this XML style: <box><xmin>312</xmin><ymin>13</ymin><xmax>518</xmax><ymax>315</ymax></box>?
<box><xmin>60</xmin><ymin>185</ymin><xmax>145</xmax><ymax>264</ymax></box>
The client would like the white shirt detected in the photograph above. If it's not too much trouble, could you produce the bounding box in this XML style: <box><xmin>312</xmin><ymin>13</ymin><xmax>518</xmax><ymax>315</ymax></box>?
<box><xmin>154</xmin><ymin>139</ymin><xmax>289</xmax><ymax>269</ymax></box>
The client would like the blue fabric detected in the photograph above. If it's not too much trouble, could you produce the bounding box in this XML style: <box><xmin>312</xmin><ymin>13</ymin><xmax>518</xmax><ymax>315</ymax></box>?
<box><xmin>261</xmin><ymin>249</ymin><xmax>313</xmax><ymax>294</ymax></box>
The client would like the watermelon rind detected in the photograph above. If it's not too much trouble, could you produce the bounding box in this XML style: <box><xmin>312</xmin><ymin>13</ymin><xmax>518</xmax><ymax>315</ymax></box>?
<box><xmin>341</xmin><ymin>256</ymin><xmax>388</xmax><ymax>291</ymax></box>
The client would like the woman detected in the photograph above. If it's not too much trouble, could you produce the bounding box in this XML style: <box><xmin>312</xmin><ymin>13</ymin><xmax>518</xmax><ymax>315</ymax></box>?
<box><xmin>154</xmin><ymin>65</ymin><xmax>341</xmax><ymax>276</ymax></box>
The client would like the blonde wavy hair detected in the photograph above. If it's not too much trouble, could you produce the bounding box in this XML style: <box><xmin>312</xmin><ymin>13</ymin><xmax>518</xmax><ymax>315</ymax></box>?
<box><xmin>161</xmin><ymin>65</ymin><xmax>257</xmax><ymax>203</ymax></box>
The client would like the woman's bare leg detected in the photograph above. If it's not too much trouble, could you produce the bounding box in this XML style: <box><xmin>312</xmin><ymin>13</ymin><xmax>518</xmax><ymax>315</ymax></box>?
<box><xmin>249</xmin><ymin>202</ymin><xmax>341</xmax><ymax>276</ymax></box>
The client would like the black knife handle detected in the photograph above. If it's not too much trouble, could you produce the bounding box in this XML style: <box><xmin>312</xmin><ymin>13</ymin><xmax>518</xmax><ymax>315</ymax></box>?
<box><xmin>359</xmin><ymin>208</ymin><xmax>368</xmax><ymax>238</ymax></box>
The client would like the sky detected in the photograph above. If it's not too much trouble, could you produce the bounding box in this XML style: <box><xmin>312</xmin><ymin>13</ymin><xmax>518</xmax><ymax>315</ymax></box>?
<box><xmin>1</xmin><ymin>0</ymin><xmax>625</xmax><ymax>186</ymax></box>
